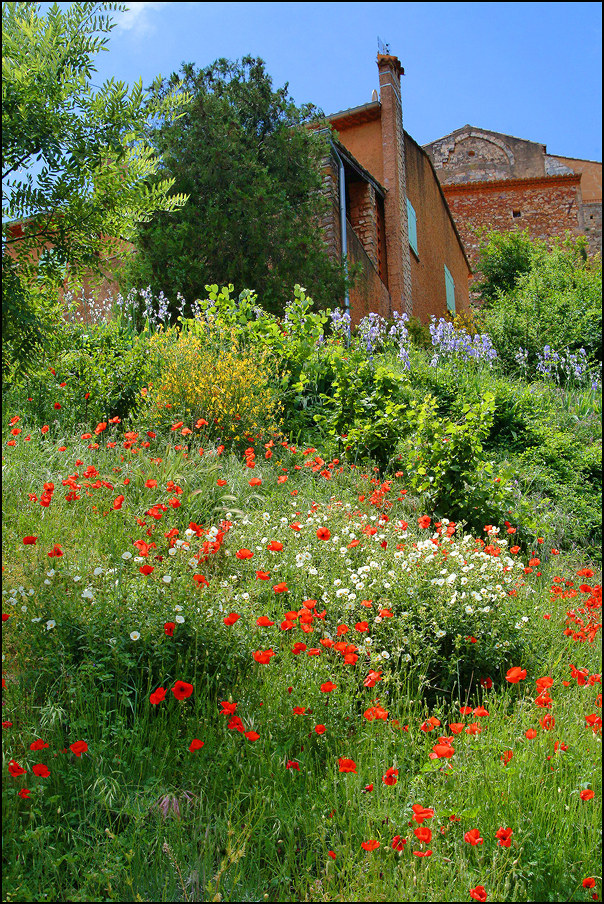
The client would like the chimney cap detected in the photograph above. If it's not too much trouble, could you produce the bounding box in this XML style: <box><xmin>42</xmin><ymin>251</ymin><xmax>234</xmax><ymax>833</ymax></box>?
<box><xmin>377</xmin><ymin>53</ymin><xmax>404</xmax><ymax>77</ymax></box>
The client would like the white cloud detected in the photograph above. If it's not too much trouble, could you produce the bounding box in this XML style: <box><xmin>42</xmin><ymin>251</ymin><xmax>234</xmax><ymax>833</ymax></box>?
<box><xmin>115</xmin><ymin>2</ymin><xmax>167</xmax><ymax>36</ymax></box>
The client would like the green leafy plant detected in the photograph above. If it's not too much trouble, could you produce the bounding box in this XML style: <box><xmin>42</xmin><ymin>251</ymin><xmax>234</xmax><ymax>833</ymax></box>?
<box><xmin>398</xmin><ymin>392</ymin><xmax>509</xmax><ymax>530</ymax></box>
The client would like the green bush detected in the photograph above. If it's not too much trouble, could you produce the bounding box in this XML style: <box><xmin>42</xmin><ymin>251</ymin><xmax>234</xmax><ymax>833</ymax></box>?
<box><xmin>477</xmin><ymin>234</ymin><xmax>602</xmax><ymax>373</ymax></box>
<box><xmin>396</xmin><ymin>392</ymin><xmax>509</xmax><ymax>532</ymax></box>
<box><xmin>9</xmin><ymin>320</ymin><xmax>153</xmax><ymax>429</ymax></box>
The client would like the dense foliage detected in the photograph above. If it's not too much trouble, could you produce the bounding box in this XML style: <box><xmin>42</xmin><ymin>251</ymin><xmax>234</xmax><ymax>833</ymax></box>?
<box><xmin>475</xmin><ymin>232</ymin><xmax>602</xmax><ymax>373</ymax></box>
<box><xmin>121</xmin><ymin>57</ymin><xmax>348</xmax><ymax>317</ymax></box>
<box><xmin>2</xmin><ymin>227</ymin><xmax>601</xmax><ymax>901</ymax></box>
<box><xmin>2</xmin><ymin>1</ymin><xmax>188</xmax><ymax>373</ymax></box>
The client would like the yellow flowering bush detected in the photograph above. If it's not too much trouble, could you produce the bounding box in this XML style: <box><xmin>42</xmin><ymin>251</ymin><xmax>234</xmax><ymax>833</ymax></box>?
<box><xmin>149</xmin><ymin>328</ymin><xmax>281</xmax><ymax>443</ymax></box>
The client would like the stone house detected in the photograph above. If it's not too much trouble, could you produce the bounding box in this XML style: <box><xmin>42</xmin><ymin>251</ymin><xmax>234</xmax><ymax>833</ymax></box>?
<box><xmin>313</xmin><ymin>53</ymin><xmax>472</xmax><ymax>324</ymax></box>
<box><xmin>423</xmin><ymin>125</ymin><xmax>602</xmax><ymax>270</ymax></box>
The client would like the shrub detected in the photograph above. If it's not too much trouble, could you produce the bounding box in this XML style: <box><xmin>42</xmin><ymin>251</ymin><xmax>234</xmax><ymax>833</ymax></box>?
<box><xmin>397</xmin><ymin>392</ymin><xmax>509</xmax><ymax>532</ymax></box>
<box><xmin>477</xmin><ymin>235</ymin><xmax>602</xmax><ymax>373</ymax></box>
<box><xmin>474</xmin><ymin>228</ymin><xmax>535</xmax><ymax>301</ymax></box>
<box><xmin>148</xmin><ymin>327</ymin><xmax>281</xmax><ymax>445</ymax></box>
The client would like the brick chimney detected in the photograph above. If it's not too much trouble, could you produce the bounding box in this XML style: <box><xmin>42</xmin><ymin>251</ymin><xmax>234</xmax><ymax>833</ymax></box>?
<box><xmin>377</xmin><ymin>54</ymin><xmax>412</xmax><ymax>314</ymax></box>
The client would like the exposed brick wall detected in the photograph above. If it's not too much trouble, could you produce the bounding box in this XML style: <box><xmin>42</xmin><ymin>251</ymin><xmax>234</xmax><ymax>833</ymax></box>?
<box><xmin>443</xmin><ymin>175</ymin><xmax>583</xmax><ymax>270</ymax></box>
<box><xmin>348</xmin><ymin>181</ymin><xmax>379</xmax><ymax>269</ymax></box>
<box><xmin>424</xmin><ymin>128</ymin><xmax>602</xmax><ymax>258</ymax></box>
<box><xmin>347</xmin><ymin>220</ymin><xmax>391</xmax><ymax>323</ymax></box>
<box><xmin>404</xmin><ymin>134</ymin><xmax>471</xmax><ymax>321</ymax></box>
<box><xmin>4</xmin><ymin>223</ymin><xmax>133</xmax><ymax>322</ymax></box>
<box><xmin>319</xmin><ymin>152</ymin><xmax>341</xmax><ymax>261</ymax></box>
<box><xmin>582</xmin><ymin>201</ymin><xmax>602</xmax><ymax>257</ymax></box>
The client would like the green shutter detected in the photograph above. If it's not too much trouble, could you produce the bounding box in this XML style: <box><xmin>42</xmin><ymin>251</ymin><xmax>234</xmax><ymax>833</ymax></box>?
<box><xmin>407</xmin><ymin>198</ymin><xmax>418</xmax><ymax>257</ymax></box>
<box><xmin>444</xmin><ymin>265</ymin><xmax>456</xmax><ymax>314</ymax></box>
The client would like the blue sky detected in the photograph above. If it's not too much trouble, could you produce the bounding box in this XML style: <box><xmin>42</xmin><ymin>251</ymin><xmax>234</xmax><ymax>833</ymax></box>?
<box><xmin>82</xmin><ymin>1</ymin><xmax>604</xmax><ymax>162</ymax></box>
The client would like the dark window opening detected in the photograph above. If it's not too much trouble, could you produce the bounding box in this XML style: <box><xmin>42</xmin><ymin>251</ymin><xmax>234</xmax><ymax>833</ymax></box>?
<box><xmin>512</xmin><ymin>210</ymin><xmax>522</xmax><ymax>218</ymax></box>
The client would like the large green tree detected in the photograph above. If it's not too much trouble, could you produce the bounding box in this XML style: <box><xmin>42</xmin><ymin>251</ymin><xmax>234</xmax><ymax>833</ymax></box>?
<box><xmin>123</xmin><ymin>57</ymin><xmax>348</xmax><ymax>316</ymax></box>
<box><xmin>2</xmin><ymin>1</ymin><xmax>188</xmax><ymax>371</ymax></box>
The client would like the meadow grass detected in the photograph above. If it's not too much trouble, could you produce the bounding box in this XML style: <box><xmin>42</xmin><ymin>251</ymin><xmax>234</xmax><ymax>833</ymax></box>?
<box><xmin>2</xmin><ymin>407</ymin><xmax>601</xmax><ymax>903</ymax></box>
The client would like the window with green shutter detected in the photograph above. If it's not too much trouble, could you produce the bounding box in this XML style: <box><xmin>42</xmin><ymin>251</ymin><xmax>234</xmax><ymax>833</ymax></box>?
<box><xmin>407</xmin><ymin>198</ymin><xmax>418</xmax><ymax>257</ymax></box>
<box><xmin>444</xmin><ymin>265</ymin><xmax>456</xmax><ymax>314</ymax></box>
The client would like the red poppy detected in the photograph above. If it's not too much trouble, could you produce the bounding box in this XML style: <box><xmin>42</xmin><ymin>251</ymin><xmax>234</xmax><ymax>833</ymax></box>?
<box><xmin>23</xmin><ymin>536</ymin><xmax>37</xmax><ymax>545</ymax></box>
<box><xmin>172</xmin><ymin>681</ymin><xmax>194</xmax><ymax>700</ymax></box>
<box><xmin>449</xmin><ymin>723</ymin><xmax>464</xmax><ymax>734</ymax></box>
<box><xmin>583</xmin><ymin>878</ymin><xmax>596</xmax><ymax>889</ymax></box>
<box><xmin>216</xmin><ymin>479</ymin><xmax>227</xmax><ymax>487</ymax></box>
<box><xmin>470</xmin><ymin>887</ymin><xmax>488</xmax><ymax>902</ymax></box>
<box><xmin>391</xmin><ymin>835</ymin><xmax>406</xmax><ymax>851</ymax></box>
<box><xmin>418</xmin><ymin>515</ymin><xmax>431</xmax><ymax>529</ymax></box>
<box><xmin>193</xmin><ymin>574</ymin><xmax>209</xmax><ymax>587</ymax></box>
<box><xmin>255</xmin><ymin>570</ymin><xmax>270</xmax><ymax>580</ymax></box>
<box><xmin>328</xmin><ymin>850</ymin><xmax>336</xmax><ymax>860</ymax></box>
<box><xmin>249</xmin><ymin>477</ymin><xmax>262</xmax><ymax>486</ymax></box>
<box><xmin>150</xmin><ymin>687</ymin><xmax>167</xmax><ymax>704</ymax></box>
<box><xmin>315</xmin><ymin>724</ymin><xmax>326</xmax><ymax>735</ymax></box>
<box><xmin>414</xmin><ymin>827</ymin><xmax>432</xmax><ymax>843</ymax></box>
<box><xmin>316</xmin><ymin>527</ymin><xmax>331</xmax><ymax>541</ymax></box>
<box><xmin>338</xmin><ymin>757</ymin><xmax>357</xmax><ymax>773</ymax></box>
<box><xmin>47</xmin><ymin>545</ymin><xmax>63</xmax><ymax>558</ymax></box>
<box><xmin>464</xmin><ymin>829</ymin><xmax>484</xmax><ymax>845</ymax></box>
<box><xmin>223</xmin><ymin>613</ymin><xmax>241</xmax><ymax>626</ymax></box>
<box><xmin>219</xmin><ymin>701</ymin><xmax>237</xmax><ymax>715</ymax></box>
<box><xmin>267</xmin><ymin>541</ymin><xmax>283</xmax><ymax>551</ymax></box>
<box><xmin>236</xmin><ymin>548</ymin><xmax>253</xmax><ymax>560</ymax></box>
<box><xmin>18</xmin><ymin>788</ymin><xmax>31</xmax><ymax>799</ymax></box>
<box><xmin>506</xmin><ymin>667</ymin><xmax>527</xmax><ymax>683</ymax></box>
<box><xmin>69</xmin><ymin>741</ymin><xmax>88</xmax><ymax>757</ymax></box>
<box><xmin>29</xmin><ymin>739</ymin><xmax>49</xmax><ymax>751</ymax></box>
<box><xmin>245</xmin><ymin>730</ymin><xmax>260</xmax><ymax>741</ymax></box>
<box><xmin>361</xmin><ymin>840</ymin><xmax>380</xmax><ymax>851</ymax></box>
<box><xmin>286</xmin><ymin>760</ymin><xmax>300</xmax><ymax>770</ymax></box>
<box><xmin>495</xmin><ymin>827</ymin><xmax>513</xmax><ymax>847</ymax></box>
<box><xmin>320</xmin><ymin>681</ymin><xmax>337</xmax><ymax>693</ymax></box>
<box><xmin>580</xmin><ymin>789</ymin><xmax>595</xmax><ymax>801</ymax></box>
<box><xmin>525</xmin><ymin>728</ymin><xmax>537</xmax><ymax>739</ymax></box>
<box><xmin>431</xmin><ymin>743</ymin><xmax>455</xmax><ymax>758</ymax></box>
<box><xmin>164</xmin><ymin>622</ymin><xmax>176</xmax><ymax>636</ymax></box>
<box><xmin>500</xmin><ymin>750</ymin><xmax>513</xmax><ymax>765</ymax></box>
<box><xmin>473</xmin><ymin>706</ymin><xmax>489</xmax><ymax>717</ymax></box>
<box><xmin>8</xmin><ymin>760</ymin><xmax>26</xmax><ymax>777</ymax></box>
<box><xmin>382</xmin><ymin>767</ymin><xmax>399</xmax><ymax>786</ymax></box>
<box><xmin>189</xmin><ymin>739</ymin><xmax>204</xmax><ymax>752</ymax></box>
<box><xmin>459</xmin><ymin>705</ymin><xmax>473</xmax><ymax>715</ymax></box>
<box><xmin>364</xmin><ymin>670</ymin><xmax>382</xmax><ymax>688</ymax></box>
<box><xmin>256</xmin><ymin>616</ymin><xmax>275</xmax><ymax>627</ymax></box>
<box><xmin>273</xmin><ymin>582</ymin><xmax>289</xmax><ymax>593</ymax></box>
<box><xmin>253</xmin><ymin>650</ymin><xmax>275</xmax><ymax>664</ymax></box>
<box><xmin>539</xmin><ymin>714</ymin><xmax>555</xmax><ymax>730</ymax></box>
<box><xmin>413</xmin><ymin>850</ymin><xmax>433</xmax><ymax>857</ymax></box>
<box><xmin>411</xmin><ymin>805</ymin><xmax>435</xmax><ymax>823</ymax></box>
